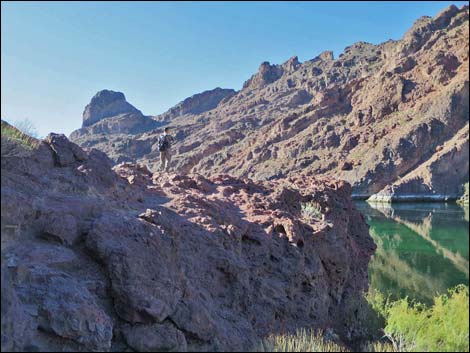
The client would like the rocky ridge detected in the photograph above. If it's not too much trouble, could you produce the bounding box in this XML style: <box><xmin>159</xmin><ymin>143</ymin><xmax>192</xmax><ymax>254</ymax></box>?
<box><xmin>1</xmin><ymin>122</ymin><xmax>375</xmax><ymax>351</ymax></box>
<box><xmin>156</xmin><ymin>87</ymin><xmax>237</xmax><ymax>122</ymax></box>
<box><xmin>70</xmin><ymin>5</ymin><xmax>469</xmax><ymax>202</ymax></box>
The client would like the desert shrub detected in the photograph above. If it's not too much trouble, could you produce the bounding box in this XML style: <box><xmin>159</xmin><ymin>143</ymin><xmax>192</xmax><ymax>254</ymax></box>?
<box><xmin>301</xmin><ymin>201</ymin><xmax>322</xmax><ymax>221</ymax></box>
<box><xmin>261</xmin><ymin>286</ymin><xmax>468</xmax><ymax>352</ymax></box>
<box><xmin>374</xmin><ymin>285</ymin><xmax>469</xmax><ymax>352</ymax></box>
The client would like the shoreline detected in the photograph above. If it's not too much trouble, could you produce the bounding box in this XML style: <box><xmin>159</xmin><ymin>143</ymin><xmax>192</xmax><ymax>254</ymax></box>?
<box><xmin>352</xmin><ymin>193</ymin><xmax>468</xmax><ymax>204</ymax></box>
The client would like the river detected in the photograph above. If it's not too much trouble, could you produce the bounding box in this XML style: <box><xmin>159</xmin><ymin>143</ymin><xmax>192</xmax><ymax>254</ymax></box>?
<box><xmin>355</xmin><ymin>201</ymin><xmax>469</xmax><ymax>305</ymax></box>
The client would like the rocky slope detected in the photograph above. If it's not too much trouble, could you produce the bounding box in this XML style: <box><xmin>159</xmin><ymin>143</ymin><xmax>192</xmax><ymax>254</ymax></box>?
<box><xmin>70</xmin><ymin>4</ymin><xmax>469</xmax><ymax>202</ymax></box>
<box><xmin>369</xmin><ymin>122</ymin><xmax>469</xmax><ymax>201</ymax></box>
<box><xmin>155</xmin><ymin>87</ymin><xmax>237</xmax><ymax>122</ymax></box>
<box><xmin>1</xmin><ymin>121</ymin><xmax>375</xmax><ymax>351</ymax></box>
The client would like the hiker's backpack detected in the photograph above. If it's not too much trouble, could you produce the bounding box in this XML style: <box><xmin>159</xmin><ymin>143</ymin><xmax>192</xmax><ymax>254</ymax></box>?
<box><xmin>158</xmin><ymin>135</ymin><xmax>170</xmax><ymax>152</ymax></box>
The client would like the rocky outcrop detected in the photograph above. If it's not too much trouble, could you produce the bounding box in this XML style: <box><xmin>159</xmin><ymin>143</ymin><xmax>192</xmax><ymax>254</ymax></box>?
<box><xmin>69</xmin><ymin>5</ymin><xmax>469</xmax><ymax>202</ymax></box>
<box><xmin>242</xmin><ymin>61</ymin><xmax>285</xmax><ymax>90</ymax></box>
<box><xmin>82</xmin><ymin>90</ymin><xmax>143</xmax><ymax>127</ymax></box>
<box><xmin>1</xmin><ymin>133</ymin><xmax>375</xmax><ymax>351</ymax></box>
<box><xmin>70</xmin><ymin>90</ymin><xmax>161</xmax><ymax>155</ymax></box>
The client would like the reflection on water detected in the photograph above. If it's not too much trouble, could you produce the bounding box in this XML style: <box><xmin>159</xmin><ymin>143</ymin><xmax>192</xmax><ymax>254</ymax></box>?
<box><xmin>355</xmin><ymin>202</ymin><xmax>469</xmax><ymax>305</ymax></box>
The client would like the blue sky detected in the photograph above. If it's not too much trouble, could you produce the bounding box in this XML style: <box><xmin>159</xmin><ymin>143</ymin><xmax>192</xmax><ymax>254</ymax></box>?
<box><xmin>2</xmin><ymin>1</ymin><xmax>468</xmax><ymax>137</ymax></box>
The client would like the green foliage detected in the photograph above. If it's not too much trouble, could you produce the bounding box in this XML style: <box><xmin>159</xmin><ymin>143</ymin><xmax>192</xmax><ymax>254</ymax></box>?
<box><xmin>365</xmin><ymin>288</ymin><xmax>390</xmax><ymax>326</ymax></box>
<box><xmin>254</xmin><ymin>287</ymin><xmax>468</xmax><ymax>352</ymax></box>
<box><xmin>301</xmin><ymin>201</ymin><xmax>322</xmax><ymax>221</ymax></box>
<box><xmin>372</xmin><ymin>285</ymin><xmax>469</xmax><ymax>352</ymax></box>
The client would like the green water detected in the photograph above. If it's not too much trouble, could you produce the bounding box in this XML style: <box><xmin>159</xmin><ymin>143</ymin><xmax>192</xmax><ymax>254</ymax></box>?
<box><xmin>355</xmin><ymin>202</ymin><xmax>469</xmax><ymax>305</ymax></box>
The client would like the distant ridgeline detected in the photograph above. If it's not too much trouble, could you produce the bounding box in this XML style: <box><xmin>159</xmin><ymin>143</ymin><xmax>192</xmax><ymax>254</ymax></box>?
<box><xmin>70</xmin><ymin>4</ymin><xmax>470</xmax><ymax>203</ymax></box>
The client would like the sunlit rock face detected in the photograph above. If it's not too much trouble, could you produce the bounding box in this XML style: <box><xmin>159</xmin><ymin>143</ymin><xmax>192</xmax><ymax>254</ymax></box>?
<box><xmin>70</xmin><ymin>5</ymin><xmax>469</xmax><ymax>201</ymax></box>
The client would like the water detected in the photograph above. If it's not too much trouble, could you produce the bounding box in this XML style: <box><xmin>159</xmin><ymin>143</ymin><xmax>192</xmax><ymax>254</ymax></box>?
<box><xmin>355</xmin><ymin>201</ymin><xmax>469</xmax><ymax>305</ymax></box>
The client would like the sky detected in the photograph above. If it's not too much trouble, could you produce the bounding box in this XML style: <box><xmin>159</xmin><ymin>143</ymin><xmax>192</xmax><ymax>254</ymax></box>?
<box><xmin>2</xmin><ymin>1</ymin><xmax>468</xmax><ymax>137</ymax></box>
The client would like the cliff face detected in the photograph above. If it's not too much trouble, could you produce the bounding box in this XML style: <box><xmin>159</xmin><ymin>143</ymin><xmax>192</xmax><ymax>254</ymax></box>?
<box><xmin>1</xmin><ymin>124</ymin><xmax>375</xmax><ymax>351</ymax></box>
<box><xmin>69</xmin><ymin>5</ymin><xmax>469</xmax><ymax>201</ymax></box>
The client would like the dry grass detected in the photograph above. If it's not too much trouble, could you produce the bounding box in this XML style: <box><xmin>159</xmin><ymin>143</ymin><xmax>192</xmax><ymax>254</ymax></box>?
<box><xmin>258</xmin><ymin>329</ymin><xmax>396</xmax><ymax>352</ymax></box>
<box><xmin>261</xmin><ymin>329</ymin><xmax>348</xmax><ymax>352</ymax></box>
<box><xmin>1</xmin><ymin>120</ymin><xmax>39</xmax><ymax>155</ymax></box>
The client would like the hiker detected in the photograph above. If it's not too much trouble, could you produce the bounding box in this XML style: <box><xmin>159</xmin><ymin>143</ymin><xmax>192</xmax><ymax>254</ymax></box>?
<box><xmin>158</xmin><ymin>127</ymin><xmax>175</xmax><ymax>172</ymax></box>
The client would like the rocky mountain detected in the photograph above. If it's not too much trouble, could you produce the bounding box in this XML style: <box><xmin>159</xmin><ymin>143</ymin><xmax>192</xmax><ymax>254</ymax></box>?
<box><xmin>70</xmin><ymin>90</ymin><xmax>162</xmax><ymax>162</ymax></box>
<box><xmin>156</xmin><ymin>87</ymin><xmax>237</xmax><ymax>122</ymax></box>
<box><xmin>70</xmin><ymin>4</ymin><xmax>469</xmax><ymax>202</ymax></box>
<box><xmin>82</xmin><ymin>90</ymin><xmax>143</xmax><ymax>127</ymax></box>
<box><xmin>1</xmin><ymin>120</ymin><xmax>375</xmax><ymax>351</ymax></box>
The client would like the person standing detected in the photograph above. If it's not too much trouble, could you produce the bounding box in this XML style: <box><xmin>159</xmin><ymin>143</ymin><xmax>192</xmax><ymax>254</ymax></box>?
<box><xmin>158</xmin><ymin>127</ymin><xmax>175</xmax><ymax>172</ymax></box>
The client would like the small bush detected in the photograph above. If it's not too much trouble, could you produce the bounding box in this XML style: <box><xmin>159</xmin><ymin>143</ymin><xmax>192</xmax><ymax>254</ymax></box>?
<box><xmin>301</xmin><ymin>201</ymin><xmax>322</xmax><ymax>221</ymax></box>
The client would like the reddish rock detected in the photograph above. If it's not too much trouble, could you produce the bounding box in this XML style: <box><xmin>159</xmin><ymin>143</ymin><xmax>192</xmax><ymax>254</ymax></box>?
<box><xmin>2</xmin><ymin>134</ymin><xmax>375</xmax><ymax>351</ymax></box>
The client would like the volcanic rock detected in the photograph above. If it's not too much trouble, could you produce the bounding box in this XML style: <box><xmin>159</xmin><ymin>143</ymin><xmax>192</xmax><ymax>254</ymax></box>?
<box><xmin>1</xmin><ymin>132</ymin><xmax>375</xmax><ymax>351</ymax></box>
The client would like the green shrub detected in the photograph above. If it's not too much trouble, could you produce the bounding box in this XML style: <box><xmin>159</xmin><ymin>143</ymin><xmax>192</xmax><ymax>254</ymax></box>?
<box><xmin>374</xmin><ymin>285</ymin><xmax>469</xmax><ymax>352</ymax></box>
<box><xmin>301</xmin><ymin>201</ymin><xmax>323</xmax><ymax>221</ymax></box>
<box><xmin>262</xmin><ymin>286</ymin><xmax>469</xmax><ymax>352</ymax></box>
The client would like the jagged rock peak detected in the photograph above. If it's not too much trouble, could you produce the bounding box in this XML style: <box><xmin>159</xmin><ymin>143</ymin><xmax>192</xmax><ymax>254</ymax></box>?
<box><xmin>243</xmin><ymin>61</ymin><xmax>284</xmax><ymax>90</ymax></box>
<box><xmin>309</xmin><ymin>50</ymin><xmax>335</xmax><ymax>64</ymax></box>
<box><xmin>433</xmin><ymin>4</ymin><xmax>459</xmax><ymax>27</ymax></box>
<box><xmin>283</xmin><ymin>56</ymin><xmax>301</xmax><ymax>72</ymax></box>
<box><xmin>318</xmin><ymin>50</ymin><xmax>334</xmax><ymax>61</ymax></box>
<box><xmin>82</xmin><ymin>89</ymin><xmax>142</xmax><ymax>128</ymax></box>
